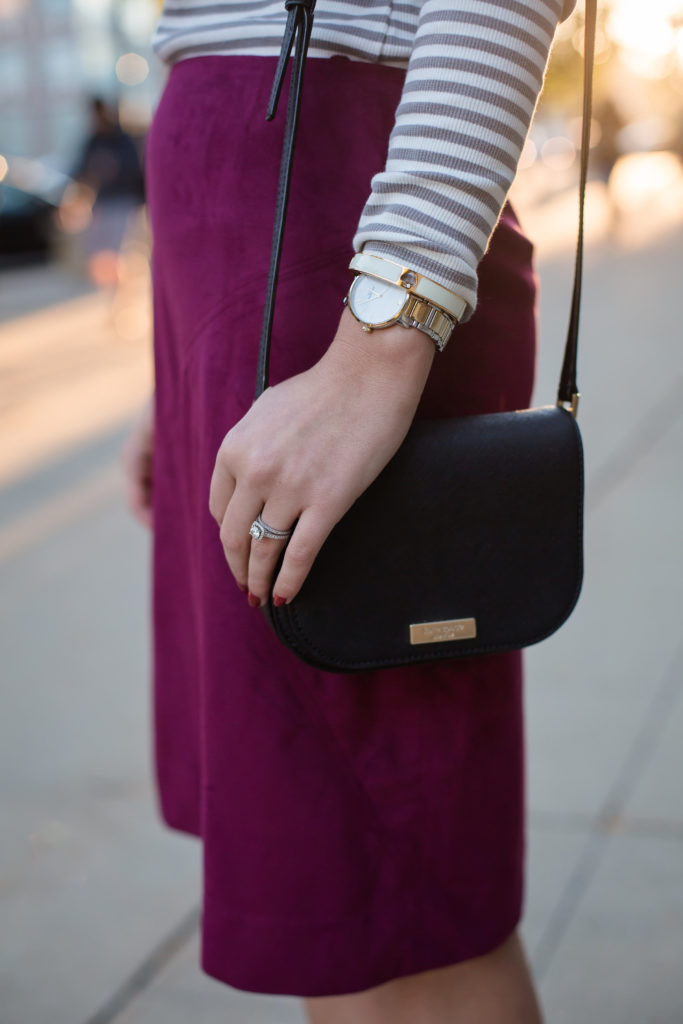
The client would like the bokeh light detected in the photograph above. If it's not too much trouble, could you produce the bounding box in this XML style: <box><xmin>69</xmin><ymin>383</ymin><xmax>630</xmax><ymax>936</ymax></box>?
<box><xmin>115</xmin><ymin>52</ymin><xmax>149</xmax><ymax>86</ymax></box>
<box><xmin>0</xmin><ymin>0</ymin><xmax>28</xmax><ymax>17</ymax></box>
<box><xmin>541</xmin><ymin>135</ymin><xmax>577</xmax><ymax>170</ymax></box>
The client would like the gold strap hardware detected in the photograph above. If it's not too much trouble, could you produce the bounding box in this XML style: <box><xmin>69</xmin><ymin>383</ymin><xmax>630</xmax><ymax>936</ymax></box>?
<box><xmin>557</xmin><ymin>392</ymin><xmax>580</xmax><ymax>418</ymax></box>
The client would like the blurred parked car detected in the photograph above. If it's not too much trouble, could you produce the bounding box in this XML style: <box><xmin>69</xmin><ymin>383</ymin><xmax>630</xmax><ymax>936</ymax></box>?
<box><xmin>0</xmin><ymin>181</ymin><xmax>60</xmax><ymax>267</ymax></box>
<box><xmin>0</xmin><ymin>157</ymin><xmax>73</xmax><ymax>268</ymax></box>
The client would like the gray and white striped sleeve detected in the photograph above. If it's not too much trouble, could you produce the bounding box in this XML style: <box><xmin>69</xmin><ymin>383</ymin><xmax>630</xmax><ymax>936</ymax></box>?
<box><xmin>351</xmin><ymin>0</ymin><xmax>571</xmax><ymax>323</ymax></box>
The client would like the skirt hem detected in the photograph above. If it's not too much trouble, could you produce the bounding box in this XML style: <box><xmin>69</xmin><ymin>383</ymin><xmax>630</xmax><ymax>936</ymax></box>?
<box><xmin>199</xmin><ymin>908</ymin><xmax>524</xmax><ymax>998</ymax></box>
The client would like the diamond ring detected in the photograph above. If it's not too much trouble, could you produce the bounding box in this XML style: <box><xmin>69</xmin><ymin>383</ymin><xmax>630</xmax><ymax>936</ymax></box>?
<box><xmin>249</xmin><ymin>513</ymin><xmax>293</xmax><ymax>542</ymax></box>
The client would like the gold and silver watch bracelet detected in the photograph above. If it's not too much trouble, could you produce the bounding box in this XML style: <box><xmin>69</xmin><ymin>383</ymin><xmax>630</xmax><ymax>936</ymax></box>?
<box><xmin>393</xmin><ymin>293</ymin><xmax>457</xmax><ymax>352</ymax></box>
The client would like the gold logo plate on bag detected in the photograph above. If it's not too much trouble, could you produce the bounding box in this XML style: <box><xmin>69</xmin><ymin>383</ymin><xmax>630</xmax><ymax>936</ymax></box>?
<box><xmin>409</xmin><ymin>618</ymin><xmax>477</xmax><ymax>645</ymax></box>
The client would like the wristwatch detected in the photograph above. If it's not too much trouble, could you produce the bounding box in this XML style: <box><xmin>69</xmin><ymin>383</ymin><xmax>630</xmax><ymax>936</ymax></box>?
<box><xmin>343</xmin><ymin>253</ymin><xmax>467</xmax><ymax>352</ymax></box>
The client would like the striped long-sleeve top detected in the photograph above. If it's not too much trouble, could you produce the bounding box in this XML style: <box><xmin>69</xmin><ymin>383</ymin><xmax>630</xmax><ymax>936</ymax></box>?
<box><xmin>152</xmin><ymin>0</ymin><xmax>576</xmax><ymax>322</ymax></box>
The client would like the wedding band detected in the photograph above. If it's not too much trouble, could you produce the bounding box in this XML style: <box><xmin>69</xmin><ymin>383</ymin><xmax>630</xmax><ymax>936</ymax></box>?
<box><xmin>249</xmin><ymin>513</ymin><xmax>293</xmax><ymax>542</ymax></box>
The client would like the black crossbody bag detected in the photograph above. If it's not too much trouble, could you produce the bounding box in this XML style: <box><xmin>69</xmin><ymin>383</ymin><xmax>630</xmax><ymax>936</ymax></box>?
<box><xmin>257</xmin><ymin>0</ymin><xmax>595</xmax><ymax>673</ymax></box>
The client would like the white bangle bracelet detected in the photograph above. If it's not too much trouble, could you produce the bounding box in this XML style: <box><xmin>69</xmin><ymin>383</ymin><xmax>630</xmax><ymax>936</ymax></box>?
<box><xmin>349</xmin><ymin>252</ymin><xmax>467</xmax><ymax>322</ymax></box>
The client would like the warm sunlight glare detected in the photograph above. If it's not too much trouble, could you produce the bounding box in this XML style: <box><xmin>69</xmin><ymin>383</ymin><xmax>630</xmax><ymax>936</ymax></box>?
<box><xmin>606</xmin><ymin>0</ymin><xmax>683</xmax><ymax>77</ymax></box>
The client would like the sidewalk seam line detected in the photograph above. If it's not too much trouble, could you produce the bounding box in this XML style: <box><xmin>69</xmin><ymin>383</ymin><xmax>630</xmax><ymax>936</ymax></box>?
<box><xmin>585</xmin><ymin>370</ymin><xmax>683</xmax><ymax>515</ymax></box>
<box><xmin>531</xmin><ymin>637</ymin><xmax>683</xmax><ymax>978</ymax></box>
<box><xmin>80</xmin><ymin>904</ymin><xmax>200</xmax><ymax>1024</ymax></box>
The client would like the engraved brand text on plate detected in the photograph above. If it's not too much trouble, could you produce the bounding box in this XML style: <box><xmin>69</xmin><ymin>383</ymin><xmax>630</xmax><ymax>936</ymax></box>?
<box><xmin>409</xmin><ymin>618</ymin><xmax>477</xmax><ymax>645</ymax></box>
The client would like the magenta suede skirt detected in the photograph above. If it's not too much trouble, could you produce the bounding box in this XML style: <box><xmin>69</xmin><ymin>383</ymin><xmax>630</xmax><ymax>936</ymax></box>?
<box><xmin>145</xmin><ymin>53</ymin><xmax>538</xmax><ymax>998</ymax></box>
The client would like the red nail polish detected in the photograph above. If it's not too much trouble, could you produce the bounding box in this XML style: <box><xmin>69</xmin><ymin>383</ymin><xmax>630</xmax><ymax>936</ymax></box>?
<box><xmin>247</xmin><ymin>591</ymin><xmax>260</xmax><ymax>608</ymax></box>
<box><xmin>273</xmin><ymin>593</ymin><xmax>286</xmax><ymax>607</ymax></box>
<box><xmin>237</xmin><ymin>582</ymin><xmax>247</xmax><ymax>593</ymax></box>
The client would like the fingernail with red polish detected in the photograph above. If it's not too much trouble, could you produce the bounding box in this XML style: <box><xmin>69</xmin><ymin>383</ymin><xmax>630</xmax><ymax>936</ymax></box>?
<box><xmin>273</xmin><ymin>594</ymin><xmax>286</xmax><ymax>607</ymax></box>
<box><xmin>247</xmin><ymin>591</ymin><xmax>260</xmax><ymax>608</ymax></box>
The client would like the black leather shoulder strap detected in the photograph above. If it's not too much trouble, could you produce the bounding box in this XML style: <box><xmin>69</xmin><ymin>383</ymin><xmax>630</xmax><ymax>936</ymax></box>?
<box><xmin>256</xmin><ymin>0</ymin><xmax>596</xmax><ymax>411</ymax></box>
<box><xmin>557</xmin><ymin>0</ymin><xmax>596</xmax><ymax>409</ymax></box>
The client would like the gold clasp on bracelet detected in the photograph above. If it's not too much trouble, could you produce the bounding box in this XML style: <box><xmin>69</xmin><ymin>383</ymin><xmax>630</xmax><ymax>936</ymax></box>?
<box><xmin>399</xmin><ymin>270</ymin><xmax>418</xmax><ymax>289</ymax></box>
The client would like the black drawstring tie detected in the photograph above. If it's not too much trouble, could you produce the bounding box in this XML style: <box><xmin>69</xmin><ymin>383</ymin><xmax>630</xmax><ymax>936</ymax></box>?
<box><xmin>255</xmin><ymin>0</ymin><xmax>317</xmax><ymax>400</ymax></box>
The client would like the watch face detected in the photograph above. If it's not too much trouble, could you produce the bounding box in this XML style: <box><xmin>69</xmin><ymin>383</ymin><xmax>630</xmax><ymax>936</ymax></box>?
<box><xmin>348</xmin><ymin>275</ymin><xmax>408</xmax><ymax>326</ymax></box>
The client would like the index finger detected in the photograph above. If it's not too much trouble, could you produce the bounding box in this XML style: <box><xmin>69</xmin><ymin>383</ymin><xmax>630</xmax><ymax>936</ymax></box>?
<box><xmin>208</xmin><ymin>455</ymin><xmax>236</xmax><ymax>527</ymax></box>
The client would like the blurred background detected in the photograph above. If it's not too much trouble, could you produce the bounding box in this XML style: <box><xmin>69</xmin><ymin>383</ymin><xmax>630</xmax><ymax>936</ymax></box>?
<box><xmin>1</xmin><ymin>1</ymin><xmax>682</xmax><ymax>1022</ymax></box>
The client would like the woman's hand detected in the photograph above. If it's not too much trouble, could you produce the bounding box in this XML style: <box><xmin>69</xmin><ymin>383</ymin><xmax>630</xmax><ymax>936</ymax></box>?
<box><xmin>121</xmin><ymin>394</ymin><xmax>155</xmax><ymax>529</ymax></box>
<box><xmin>208</xmin><ymin>307</ymin><xmax>435</xmax><ymax>607</ymax></box>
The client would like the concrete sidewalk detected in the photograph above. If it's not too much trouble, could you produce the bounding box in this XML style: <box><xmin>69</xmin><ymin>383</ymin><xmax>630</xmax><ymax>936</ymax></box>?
<box><xmin>1</xmin><ymin>166</ymin><xmax>682</xmax><ymax>1023</ymax></box>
